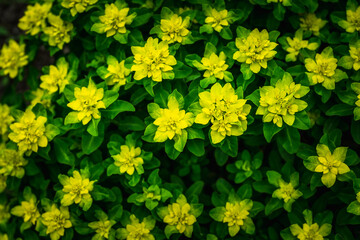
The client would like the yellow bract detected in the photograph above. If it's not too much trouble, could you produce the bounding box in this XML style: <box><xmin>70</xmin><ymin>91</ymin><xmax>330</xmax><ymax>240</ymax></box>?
<box><xmin>339</xmin><ymin>6</ymin><xmax>360</xmax><ymax>33</ymax></box>
<box><xmin>0</xmin><ymin>204</ymin><xmax>10</xmax><ymax>224</ymax></box>
<box><xmin>59</xmin><ymin>170</ymin><xmax>95</xmax><ymax>209</ymax></box>
<box><xmin>41</xmin><ymin>204</ymin><xmax>72</xmax><ymax>240</ymax></box>
<box><xmin>97</xmin><ymin>4</ymin><xmax>136</xmax><ymax>37</ymax></box>
<box><xmin>285</xmin><ymin>29</ymin><xmax>319</xmax><ymax>62</ymax></box>
<box><xmin>67</xmin><ymin>80</ymin><xmax>106</xmax><ymax>125</ymax></box>
<box><xmin>11</xmin><ymin>193</ymin><xmax>40</xmax><ymax>225</ymax></box>
<box><xmin>88</xmin><ymin>215</ymin><xmax>116</xmax><ymax>240</ymax></box>
<box><xmin>105</xmin><ymin>59</ymin><xmax>130</xmax><ymax>86</ymax></box>
<box><xmin>305</xmin><ymin>47</ymin><xmax>341</xmax><ymax>90</ymax></box>
<box><xmin>152</xmin><ymin>97</ymin><xmax>194</xmax><ymax>142</ymax></box>
<box><xmin>18</xmin><ymin>2</ymin><xmax>52</xmax><ymax>35</ymax></box>
<box><xmin>160</xmin><ymin>14</ymin><xmax>190</xmax><ymax>44</ymax></box>
<box><xmin>0</xmin><ymin>39</ymin><xmax>28</xmax><ymax>79</ymax></box>
<box><xmin>29</xmin><ymin>88</ymin><xmax>52</xmax><ymax>109</ymax></box>
<box><xmin>163</xmin><ymin>195</ymin><xmax>197</xmax><ymax>236</ymax></box>
<box><xmin>0</xmin><ymin>149</ymin><xmax>27</xmax><ymax>178</ymax></box>
<box><xmin>290</xmin><ymin>223</ymin><xmax>329</xmax><ymax>240</ymax></box>
<box><xmin>61</xmin><ymin>0</ymin><xmax>98</xmax><ymax>16</ymax></box>
<box><xmin>199</xmin><ymin>52</ymin><xmax>229</xmax><ymax>79</ymax></box>
<box><xmin>122</xmin><ymin>215</ymin><xmax>155</xmax><ymax>240</ymax></box>
<box><xmin>349</xmin><ymin>44</ymin><xmax>360</xmax><ymax>71</ymax></box>
<box><xmin>195</xmin><ymin>83</ymin><xmax>251</xmax><ymax>144</ymax></box>
<box><xmin>43</xmin><ymin>14</ymin><xmax>73</xmax><ymax>49</ymax></box>
<box><xmin>256</xmin><ymin>74</ymin><xmax>309</xmax><ymax>127</ymax></box>
<box><xmin>272</xmin><ymin>179</ymin><xmax>302</xmax><ymax>203</ymax></box>
<box><xmin>0</xmin><ymin>104</ymin><xmax>14</xmax><ymax>137</ymax></box>
<box><xmin>112</xmin><ymin>145</ymin><xmax>144</xmax><ymax>175</ymax></box>
<box><xmin>223</xmin><ymin>200</ymin><xmax>253</xmax><ymax>237</ymax></box>
<box><xmin>8</xmin><ymin>109</ymin><xmax>48</xmax><ymax>155</ymax></box>
<box><xmin>205</xmin><ymin>8</ymin><xmax>229</xmax><ymax>32</ymax></box>
<box><xmin>131</xmin><ymin>37</ymin><xmax>177</xmax><ymax>82</ymax></box>
<box><xmin>267</xmin><ymin>0</ymin><xmax>291</xmax><ymax>6</ymax></box>
<box><xmin>300</xmin><ymin>13</ymin><xmax>327</xmax><ymax>36</ymax></box>
<box><xmin>351</xmin><ymin>82</ymin><xmax>360</xmax><ymax>120</ymax></box>
<box><xmin>233</xmin><ymin>29</ymin><xmax>277</xmax><ymax>73</ymax></box>
<box><xmin>40</xmin><ymin>59</ymin><xmax>70</xmax><ymax>94</ymax></box>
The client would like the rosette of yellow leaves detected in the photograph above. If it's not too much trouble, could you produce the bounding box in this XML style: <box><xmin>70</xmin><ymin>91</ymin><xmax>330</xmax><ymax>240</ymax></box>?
<box><xmin>18</xmin><ymin>2</ymin><xmax>52</xmax><ymax>35</ymax></box>
<box><xmin>0</xmin><ymin>104</ymin><xmax>14</xmax><ymax>138</ymax></box>
<box><xmin>116</xmin><ymin>215</ymin><xmax>156</xmax><ymax>240</ymax></box>
<box><xmin>11</xmin><ymin>187</ymin><xmax>40</xmax><ymax>227</ymax></box>
<box><xmin>339</xmin><ymin>39</ymin><xmax>360</xmax><ymax>71</ymax></box>
<box><xmin>61</xmin><ymin>0</ymin><xmax>98</xmax><ymax>16</ymax></box>
<box><xmin>41</xmin><ymin>204</ymin><xmax>72</xmax><ymax>240</ymax></box>
<box><xmin>0</xmin><ymin>39</ymin><xmax>28</xmax><ymax>79</ymax></box>
<box><xmin>300</xmin><ymin>13</ymin><xmax>327</xmax><ymax>36</ymax></box>
<box><xmin>40</xmin><ymin>57</ymin><xmax>70</xmax><ymax>94</ymax></box>
<box><xmin>43</xmin><ymin>14</ymin><xmax>73</xmax><ymax>49</ymax></box>
<box><xmin>339</xmin><ymin>5</ymin><xmax>360</xmax><ymax>33</ymax></box>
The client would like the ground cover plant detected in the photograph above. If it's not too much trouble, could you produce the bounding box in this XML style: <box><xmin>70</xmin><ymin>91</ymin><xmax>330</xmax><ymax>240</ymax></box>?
<box><xmin>1</xmin><ymin>0</ymin><xmax>360</xmax><ymax>239</ymax></box>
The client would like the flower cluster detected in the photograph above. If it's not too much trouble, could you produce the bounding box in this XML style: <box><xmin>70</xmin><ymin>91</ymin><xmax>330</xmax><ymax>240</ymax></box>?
<box><xmin>0</xmin><ymin>40</ymin><xmax>28</xmax><ymax>78</ymax></box>
<box><xmin>18</xmin><ymin>2</ymin><xmax>52</xmax><ymax>35</ymax></box>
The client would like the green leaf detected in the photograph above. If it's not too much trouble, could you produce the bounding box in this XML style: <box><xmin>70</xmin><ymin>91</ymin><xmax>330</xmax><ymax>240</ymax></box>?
<box><xmin>209</xmin><ymin>207</ymin><xmax>226</xmax><ymax>222</ymax></box>
<box><xmin>187</xmin><ymin>139</ymin><xmax>205</xmax><ymax>157</ymax></box>
<box><xmin>107</xmin><ymin>163</ymin><xmax>121</xmax><ymax>176</ymax></box>
<box><xmin>278</xmin><ymin>126</ymin><xmax>300</xmax><ymax>154</ymax></box>
<box><xmin>219</xmin><ymin>27</ymin><xmax>233</xmax><ymax>40</ymax></box>
<box><xmin>266</xmin><ymin>171</ymin><xmax>282</xmax><ymax>187</ymax></box>
<box><xmin>187</xmin><ymin>128</ymin><xmax>205</xmax><ymax>140</ymax></box>
<box><xmin>102</xmin><ymin>100</ymin><xmax>135</xmax><ymax>119</ymax></box>
<box><xmin>241</xmin><ymin>63</ymin><xmax>253</xmax><ymax>80</ymax></box>
<box><xmin>326</xmin><ymin>104</ymin><xmax>354</xmax><ymax>116</ymax></box>
<box><xmin>173</xmin><ymin>130</ymin><xmax>187</xmax><ymax>152</ymax></box>
<box><xmin>185</xmin><ymin>181</ymin><xmax>204</xmax><ymax>199</ymax></box>
<box><xmin>220</xmin><ymin>136</ymin><xmax>238</xmax><ymax>157</ymax></box>
<box><xmin>292</xmin><ymin>111</ymin><xmax>311</xmax><ymax>130</ymax></box>
<box><xmin>64</xmin><ymin>112</ymin><xmax>80</xmax><ymax>125</ymax></box>
<box><xmin>347</xmin><ymin>201</ymin><xmax>360</xmax><ymax>215</ymax></box>
<box><xmin>103</xmin><ymin>90</ymin><xmax>119</xmax><ymax>108</ymax></box>
<box><xmin>45</xmin><ymin>124</ymin><xmax>60</xmax><ymax>141</ymax></box>
<box><xmin>82</xmin><ymin>124</ymin><xmax>104</xmax><ymax>155</ymax></box>
<box><xmin>265</xmin><ymin>198</ymin><xmax>283</xmax><ymax>216</ymax></box>
<box><xmin>165</xmin><ymin>140</ymin><xmax>181</xmax><ymax>160</ymax></box>
<box><xmin>53</xmin><ymin>138</ymin><xmax>75</xmax><ymax>166</ymax></box>
<box><xmin>351</xmin><ymin>120</ymin><xmax>360</xmax><ymax>144</ymax></box>
<box><xmin>87</xmin><ymin>118</ymin><xmax>100</xmax><ymax>136</ymax></box>
<box><xmin>263</xmin><ymin>122</ymin><xmax>282</xmax><ymax>143</ymax></box>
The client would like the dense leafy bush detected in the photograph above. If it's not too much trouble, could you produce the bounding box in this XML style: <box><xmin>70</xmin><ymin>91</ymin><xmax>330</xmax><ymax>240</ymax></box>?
<box><xmin>2</xmin><ymin>0</ymin><xmax>360</xmax><ymax>239</ymax></box>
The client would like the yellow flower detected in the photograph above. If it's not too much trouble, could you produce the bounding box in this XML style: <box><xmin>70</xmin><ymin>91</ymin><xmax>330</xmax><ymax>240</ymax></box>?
<box><xmin>290</xmin><ymin>223</ymin><xmax>330</xmax><ymax>240</ymax></box>
<box><xmin>351</xmin><ymin>82</ymin><xmax>360</xmax><ymax>120</ymax></box>
<box><xmin>0</xmin><ymin>233</ymin><xmax>8</xmax><ymax>240</ymax></box>
<box><xmin>272</xmin><ymin>179</ymin><xmax>302</xmax><ymax>203</ymax></box>
<box><xmin>0</xmin><ymin>39</ymin><xmax>28</xmax><ymax>79</ymax></box>
<box><xmin>0</xmin><ymin>174</ymin><xmax>6</xmax><ymax>193</ymax></box>
<box><xmin>18</xmin><ymin>2</ymin><xmax>52</xmax><ymax>35</ymax></box>
<box><xmin>222</xmin><ymin>200</ymin><xmax>253</xmax><ymax>236</ymax></box>
<box><xmin>67</xmin><ymin>80</ymin><xmax>106</xmax><ymax>125</ymax></box>
<box><xmin>339</xmin><ymin>6</ymin><xmax>360</xmax><ymax>33</ymax></box>
<box><xmin>305</xmin><ymin>47</ymin><xmax>346</xmax><ymax>90</ymax></box>
<box><xmin>150</xmin><ymin>96</ymin><xmax>194</xmax><ymax>142</ymax></box>
<box><xmin>41</xmin><ymin>204</ymin><xmax>72</xmax><ymax>240</ymax></box>
<box><xmin>0</xmin><ymin>149</ymin><xmax>27</xmax><ymax>178</ymax></box>
<box><xmin>233</xmin><ymin>28</ymin><xmax>277</xmax><ymax>73</ymax></box>
<box><xmin>40</xmin><ymin>58</ymin><xmax>70</xmax><ymax>94</ymax></box>
<box><xmin>105</xmin><ymin>58</ymin><xmax>130</xmax><ymax>86</ymax></box>
<box><xmin>112</xmin><ymin>145</ymin><xmax>144</xmax><ymax>175</ymax></box>
<box><xmin>267</xmin><ymin>0</ymin><xmax>292</xmax><ymax>6</ymax></box>
<box><xmin>0</xmin><ymin>204</ymin><xmax>10</xmax><ymax>224</ymax></box>
<box><xmin>93</xmin><ymin>3</ymin><xmax>136</xmax><ymax>37</ymax></box>
<box><xmin>29</xmin><ymin>88</ymin><xmax>52</xmax><ymax>109</ymax></box>
<box><xmin>306</xmin><ymin>144</ymin><xmax>350</xmax><ymax>188</ymax></box>
<box><xmin>256</xmin><ymin>73</ymin><xmax>309</xmax><ymax>128</ymax></box>
<box><xmin>0</xmin><ymin>104</ymin><xmax>14</xmax><ymax>137</ymax></box>
<box><xmin>131</xmin><ymin>37</ymin><xmax>177</xmax><ymax>82</ymax></box>
<box><xmin>205</xmin><ymin>8</ymin><xmax>229</xmax><ymax>32</ymax></box>
<box><xmin>88</xmin><ymin>214</ymin><xmax>116</xmax><ymax>239</ymax></box>
<box><xmin>349</xmin><ymin>41</ymin><xmax>360</xmax><ymax>71</ymax></box>
<box><xmin>162</xmin><ymin>195</ymin><xmax>197</xmax><ymax>237</ymax></box>
<box><xmin>11</xmin><ymin>190</ymin><xmax>40</xmax><ymax>225</ymax></box>
<box><xmin>195</xmin><ymin>83</ymin><xmax>251</xmax><ymax>144</ymax></box>
<box><xmin>284</xmin><ymin>29</ymin><xmax>319</xmax><ymax>62</ymax></box>
<box><xmin>43</xmin><ymin>14</ymin><xmax>73</xmax><ymax>49</ymax></box>
<box><xmin>300</xmin><ymin>13</ymin><xmax>327</xmax><ymax>36</ymax></box>
<box><xmin>117</xmin><ymin>215</ymin><xmax>155</xmax><ymax>240</ymax></box>
<box><xmin>8</xmin><ymin>109</ymin><xmax>48</xmax><ymax>154</ymax></box>
<box><xmin>59</xmin><ymin>170</ymin><xmax>95</xmax><ymax>210</ymax></box>
<box><xmin>61</xmin><ymin>0</ymin><xmax>98</xmax><ymax>16</ymax></box>
<box><xmin>197</xmin><ymin>52</ymin><xmax>229</xmax><ymax>79</ymax></box>
<box><xmin>160</xmin><ymin>14</ymin><xmax>190</xmax><ymax>44</ymax></box>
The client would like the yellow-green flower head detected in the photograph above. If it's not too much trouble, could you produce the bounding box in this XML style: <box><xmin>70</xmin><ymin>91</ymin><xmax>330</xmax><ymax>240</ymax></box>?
<box><xmin>256</xmin><ymin>73</ymin><xmax>309</xmax><ymax>127</ymax></box>
<box><xmin>162</xmin><ymin>195</ymin><xmax>197</xmax><ymax>237</ymax></box>
<box><xmin>43</xmin><ymin>14</ymin><xmax>73</xmax><ymax>49</ymax></box>
<box><xmin>160</xmin><ymin>13</ymin><xmax>190</xmax><ymax>44</ymax></box>
<box><xmin>290</xmin><ymin>223</ymin><xmax>330</xmax><ymax>240</ymax></box>
<box><xmin>131</xmin><ymin>37</ymin><xmax>177</xmax><ymax>82</ymax></box>
<box><xmin>59</xmin><ymin>170</ymin><xmax>95</xmax><ymax>210</ymax></box>
<box><xmin>41</xmin><ymin>204</ymin><xmax>72</xmax><ymax>240</ymax></box>
<box><xmin>205</xmin><ymin>8</ymin><xmax>229</xmax><ymax>32</ymax></box>
<box><xmin>305</xmin><ymin>47</ymin><xmax>345</xmax><ymax>90</ymax></box>
<box><xmin>112</xmin><ymin>145</ymin><xmax>144</xmax><ymax>175</ymax></box>
<box><xmin>142</xmin><ymin>186</ymin><xmax>161</xmax><ymax>201</ymax></box>
<box><xmin>272</xmin><ymin>179</ymin><xmax>302</xmax><ymax>203</ymax></box>
<box><xmin>40</xmin><ymin>59</ymin><xmax>70</xmax><ymax>94</ymax></box>
<box><xmin>0</xmin><ymin>39</ymin><xmax>28</xmax><ymax>79</ymax></box>
<box><xmin>284</xmin><ymin>29</ymin><xmax>319</xmax><ymax>62</ymax></box>
<box><xmin>29</xmin><ymin>88</ymin><xmax>52</xmax><ymax>109</ymax></box>
<box><xmin>0</xmin><ymin>204</ymin><xmax>10</xmax><ymax>224</ymax></box>
<box><xmin>349</xmin><ymin>41</ymin><xmax>360</xmax><ymax>71</ymax></box>
<box><xmin>356</xmin><ymin>192</ymin><xmax>360</xmax><ymax>203</ymax></box>
<box><xmin>8</xmin><ymin>109</ymin><xmax>48</xmax><ymax>154</ymax></box>
<box><xmin>61</xmin><ymin>0</ymin><xmax>98</xmax><ymax>16</ymax></box>
<box><xmin>267</xmin><ymin>0</ymin><xmax>292</xmax><ymax>6</ymax></box>
<box><xmin>339</xmin><ymin>6</ymin><xmax>360</xmax><ymax>33</ymax></box>
<box><xmin>233</xmin><ymin>29</ymin><xmax>278</xmax><ymax>73</ymax></box>
<box><xmin>97</xmin><ymin>4</ymin><xmax>136</xmax><ymax>37</ymax></box>
<box><xmin>67</xmin><ymin>80</ymin><xmax>106</xmax><ymax>125</ymax></box>
<box><xmin>300</xmin><ymin>13</ymin><xmax>327</xmax><ymax>36</ymax></box>
<box><xmin>351</xmin><ymin>82</ymin><xmax>360</xmax><ymax>120</ymax></box>
<box><xmin>18</xmin><ymin>2</ymin><xmax>52</xmax><ymax>35</ymax></box>
<box><xmin>105</xmin><ymin>58</ymin><xmax>130</xmax><ymax>86</ymax></box>
<box><xmin>198</xmin><ymin>52</ymin><xmax>229</xmax><ymax>79</ymax></box>
<box><xmin>306</xmin><ymin>144</ymin><xmax>350</xmax><ymax>188</ymax></box>
<box><xmin>0</xmin><ymin>104</ymin><xmax>14</xmax><ymax>137</ymax></box>
<box><xmin>88</xmin><ymin>215</ymin><xmax>116</xmax><ymax>240</ymax></box>
<box><xmin>195</xmin><ymin>83</ymin><xmax>251</xmax><ymax>144</ymax></box>
<box><xmin>0</xmin><ymin>174</ymin><xmax>6</xmax><ymax>193</ymax></box>
<box><xmin>0</xmin><ymin>233</ymin><xmax>8</xmax><ymax>240</ymax></box>
<box><xmin>11</xmin><ymin>192</ymin><xmax>40</xmax><ymax>225</ymax></box>
<box><xmin>117</xmin><ymin>215</ymin><xmax>156</xmax><ymax>240</ymax></box>
<box><xmin>151</xmin><ymin>97</ymin><xmax>194</xmax><ymax>142</ymax></box>
<box><xmin>0</xmin><ymin>149</ymin><xmax>27</xmax><ymax>178</ymax></box>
